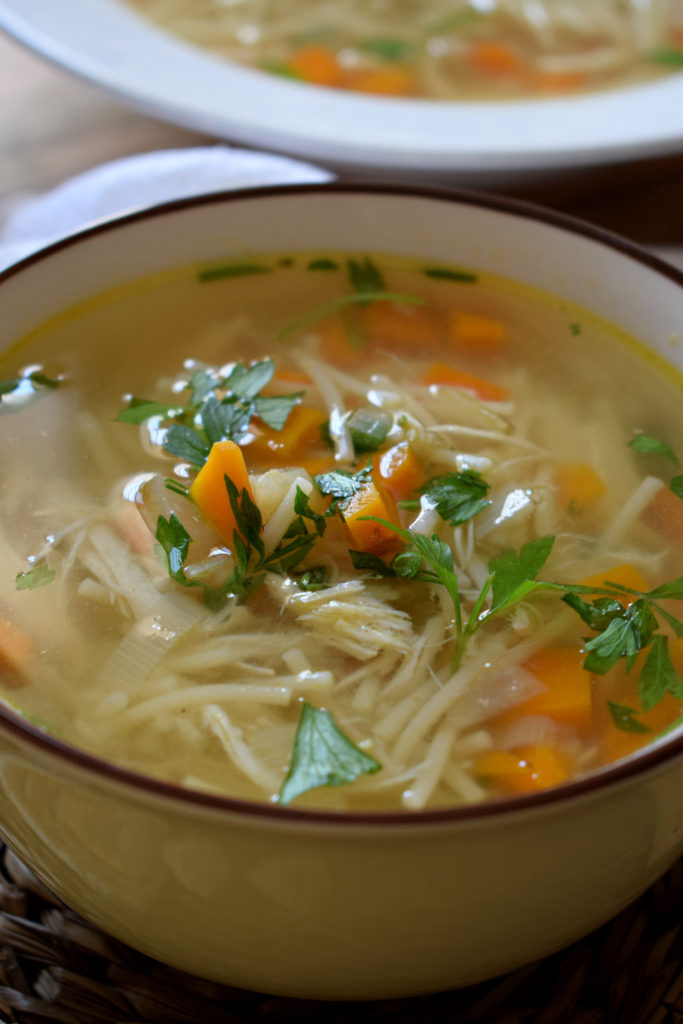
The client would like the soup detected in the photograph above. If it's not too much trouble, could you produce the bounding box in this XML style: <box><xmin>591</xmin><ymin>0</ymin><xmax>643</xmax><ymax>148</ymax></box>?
<box><xmin>122</xmin><ymin>0</ymin><xmax>683</xmax><ymax>99</ymax></box>
<box><xmin>1</xmin><ymin>252</ymin><xmax>682</xmax><ymax>811</ymax></box>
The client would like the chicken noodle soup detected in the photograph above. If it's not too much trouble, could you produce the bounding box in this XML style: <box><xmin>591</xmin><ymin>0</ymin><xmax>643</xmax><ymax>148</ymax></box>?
<box><xmin>123</xmin><ymin>0</ymin><xmax>683</xmax><ymax>99</ymax></box>
<box><xmin>1</xmin><ymin>252</ymin><xmax>683</xmax><ymax>810</ymax></box>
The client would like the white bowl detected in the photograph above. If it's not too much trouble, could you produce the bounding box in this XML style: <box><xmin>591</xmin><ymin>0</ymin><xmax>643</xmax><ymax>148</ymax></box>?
<box><xmin>1</xmin><ymin>0</ymin><xmax>682</xmax><ymax>178</ymax></box>
<box><xmin>0</xmin><ymin>185</ymin><xmax>681</xmax><ymax>1000</ymax></box>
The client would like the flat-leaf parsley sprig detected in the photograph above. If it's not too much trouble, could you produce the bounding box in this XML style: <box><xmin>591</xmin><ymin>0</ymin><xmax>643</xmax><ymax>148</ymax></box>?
<box><xmin>353</xmin><ymin>518</ymin><xmax>683</xmax><ymax>727</ymax></box>
<box><xmin>117</xmin><ymin>358</ymin><xmax>303</xmax><ymax>472</ymax></box>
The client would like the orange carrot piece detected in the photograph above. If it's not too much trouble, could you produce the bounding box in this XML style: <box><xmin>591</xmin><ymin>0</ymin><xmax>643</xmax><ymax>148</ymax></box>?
<box><xmin>467</xmin><ymin>41</ymin><xmax>522</xmax><ymax>77</ymax></box>
<box><xmin>520</xmin><ymin>647</ymin><xmax>594</xmax><ymax>732</ymax></box>
<box><xmin>363</xmin><ymin>302</ymin><xmax>443</xmax><ymax>349</ymax></box>
<box><xmin>249</xmin><ymin>406</ymin><xmax>327</xmax><ymax>467</ymax></box>
<box><xmin>373</xmin><ymin>442</ymin><xmax>423</xmax><ymax>502</ymax></box>
<box><xmin>555</xmin><ymin>462</ymin><xmax>607</xmax><ymax>513</ymax></box>
<box><xmin>643</xmin><ymin>485</ymin><xmax>683</xmax><ymax>543</ymax></box>
<box><xmin>580</xmin><ymin>564</ymin><xmax>651</xmax><ymax>603</ymax></box>
<box><xmin>0</xmin><ymin>618</ymin><xmax>31</xmax><ymax>678</ymax></box>
<box><xmin>343</xmin><ymin>66</ymin><xmax>416</xmax><ymax>96</ymax></box>
<box><xmin>342</xmin><ymin>480</ymin><xmax>401</xmax><ymax>556</ymax></box>
<box><xmin>288</xmin><ymin>46</ymin><xmax>343</xmax><ymax>87</ymax></box>
<box><xmin>473</xmin><ymin>745</ymin><xmax>570</xmax><ymax>795</ymax></box>
<box><xmin>447</xmin><ymin>311</ymin><xmax>507</xmax><ymax>354</ymax></box>
<box><xmin>422</xmin><ymin>362</ymin><xmax>508</xmax><ymax>401</ymax></box>
<box><xmin>190</xmin><ymin>440</ymin><xmax>253</xmax><ymax>546</ymax></box>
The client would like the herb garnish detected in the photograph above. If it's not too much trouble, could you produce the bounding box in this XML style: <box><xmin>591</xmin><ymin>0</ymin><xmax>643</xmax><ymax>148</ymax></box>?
<box><xmin>117</xmin><ymin>360</ymin><xmax>303</xmax><ymax>470</ymax></box>
<box><xmin>156</xmin><ymin>479</ymin><xmax>323</xmax><ymax>608</ymax></box>
<box><xmin>628</xmin><ymin>433</ymin><xmax>678</xmax><ymax>463</ymax></box>
<box><xmin>0</xmin><ymin>369</ymin><xmax>60</xmax><ymax>408</ymax></box>
<box><xmin>278</xmin><ymin>256</ymin><xmax>423</xmax><ymax>338</ymax></box>
<box><xmin>422</xmin><ymin>267</ymin><xmax>478</xmax><ymax>284</ymax></box>
<box><xmin>607</xmin><ymin>701</ymin><xmax>652</xmax><ymax>734</ymax></box>
<box><xmin>278</xmin><ymin>701</ymin><xmax>381</xmax><ymax>806</ymax></box>
<box><xmin>307</xmin><ymin>258</ymin><xmax>339</xmax><ymax>271</ymax></box>
<box><xmin>418</xmin><ymin>470</ymin><xmax>491</xmax><ymax>526</ymax></box>
<box><xmin>15</xmin><ymin>565</ymin><xmax>56</xmax><ymax>590</ymax></box>
<box><xmin>198</xmin><ymin>263</ymin><xmax>272</xmax><ymax>283</ymax></box>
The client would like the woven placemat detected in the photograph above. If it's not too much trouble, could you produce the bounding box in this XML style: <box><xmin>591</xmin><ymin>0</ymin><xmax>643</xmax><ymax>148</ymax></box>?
<box><xmin>0</xmin><ymin>844</ymin><xmax>680</xmax><ymax>1024</ymax></box>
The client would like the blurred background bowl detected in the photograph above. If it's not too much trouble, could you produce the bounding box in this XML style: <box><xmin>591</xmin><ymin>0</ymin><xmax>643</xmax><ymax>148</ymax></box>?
<box><xmin>0</xmin><ymin>0</ymin><xmax>682</xmax><ymax>182</ymax></box>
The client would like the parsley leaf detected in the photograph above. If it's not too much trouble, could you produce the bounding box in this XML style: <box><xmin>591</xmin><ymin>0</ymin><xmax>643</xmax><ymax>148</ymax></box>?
<box><xmin>253</xmin><ymin>392</ymin><xmax>304</xmax><ymax>431</ymax></box>
<box><xmin>116</xmin><ymin>398</ymin><xmax>185</xmax><ymax>424</ymax></box>
<box><xmin>628</xmin><ymin>433</ymin><xmax>678</xmax><ymax>463</ymax></box>
<box><xmin>345</xmin><ymin>408</ymin><xmax>392</xmax><ymax>454</ymax></box>
<box><xmin>347</xmin><ymin>256</ymin><xmax>385</xmax><ymax>295</ymax></box>
<box><xmin>278</xmin><ymin>702</ymin><xmax>381</xmax><ymax>806</ymax></box>
<box><xmin>0</xmin><ymin>369</ymin><xmax>61</xmax><ymax>408</ymax></box>
<box><xmin>562</xmin><ymin>594</ymin><xmax>623</xmax><ymax>632</ymax></box>
<box><xmin>638</xmin><ymin>634</ymin><xmax>683</xmax><ymax>712</ymax></box>
<box><xmin>487</xmin><ymin>536</ymin><xmax>555</xmax><ymax>617</ymax></box>
<box><xmin>607</xmin><ymin>701</ymin><xmax>652</xmax><ymax>734</ymax></box>
<box><xmin>314</xmin><ymin>466</ymin><xmax>371</xmax><ymax>504</ymax></box>
<box><xmin>582</xmin><ymin>599</ymin><xmax>657</xmax><ymax>674</ymax></box>
<box><xmin>156</xmin><ymin>513</ymin><xmax>195</xmax><ymax>588</ymax></box>
<box><xmin>292</xmin><ymin>566</ymin><xmax>328</xmax><ymax>591</ymax></box>
<box><xmin>163</xmin><ymin>425</ymin><xmax>211</xmax><ymax>467</ymax></box>
<box><xmin>422</xmin><ymin>267</ymin><xmax>477</xmax><ymax>283</ymax></box>
<box><xmin>15</xmin><ymin>565</ymin><xmax>56</xmax><ymax>590</ymax></box>
<box><xmin>670</xmin><ymin>476</ymin><xmax>683</xmax><ymax>500</ymax></box>
<box><xmin>418</xmin><ymin>470</ymin><xmax>491</xmax><ymax>526</ymax></box>
<box><xmin>198</xmin><ymin>263</ymin><xmax>271</xmax><ymax>282</ymax></box>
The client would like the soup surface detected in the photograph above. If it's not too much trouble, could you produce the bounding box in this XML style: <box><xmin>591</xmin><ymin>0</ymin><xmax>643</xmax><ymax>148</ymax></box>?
<box><xmin>1</xmin><ymin>251</ymin><xmax>682</xmax><ymax>811</ymax></box>
<box><xmin>122</xmin><ymin>0</ymin><xmax>683</xmax><ymax>99</ymax></box>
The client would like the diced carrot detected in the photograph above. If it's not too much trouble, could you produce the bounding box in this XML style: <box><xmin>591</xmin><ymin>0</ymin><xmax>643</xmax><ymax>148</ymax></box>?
<box><xmin>555</xmin><ymin>462</ymin><xmax>607</xmax><ymax>514</ymax></box>
<box><xmin>0</xmin><ymin>618</ymin><xmax>31</xmax><ymax>679</ymax></box>
<box><xmin>473</xmin><ymin>745</ymin><xmax>570</xmax><ymax>795</ymax></box>
<box><xmin>363</xmin><ymin>302</ymin><xmax>443</xmax><ymax>350</ymax></box>
<box><xmin>580</xmin><ymin>564</ymin><xmax>650</xmax><ymax>603</ymax></box>
<box><xmin>343</xmin><ymin>66</ymin><xmax>416</xmax><ymax>96</ymax></box>
<box><xmin>527</xmin><ymin>70</ymin><xmax>585</xmax><ymax>93</ymax></box>
<box><xmin>190</xmin><ymin>440</ymin><xmax>254</xmax><ymax>546</ymax></box>
<box><xmin>248</xmin><ymin>406</ymin><xmax>327</xmax><ymax>468</ymax></box>
<box><xmin>422</xmin><ymin>362</ymin><xmax>508</xmax><ymax>402</ymax></box>
<box><xmin>288</xmin><ymin>46</ymin><xmax>343</xmax><ymax>87</ymax></box>
<box><xmin>519</xmin><ymin>647</ymin><xmax>594</xmax><ymax>732</ymax></box>
<box><xmin>373</xmin><ymin>442</ymin><xmax>423</xmax><ymax>502</ymax></box>
<box><xmin>447</xmin><ymin>311</ymin><xmax>507</xmax><ymax>354</ymax></box>
<box><xmin>643</xmin><ymin>485</ymin><xmax>683</xmax><ymax>543</ymax></box>
<box><xmin>467</xmin><ymin>41</ymin><xmax>522</xmax><ymax>77</ymax></box>
<box><xmin>341</xmin><ymin>480</ymin><xmax>402</xmax><ymax>556</ymax></box>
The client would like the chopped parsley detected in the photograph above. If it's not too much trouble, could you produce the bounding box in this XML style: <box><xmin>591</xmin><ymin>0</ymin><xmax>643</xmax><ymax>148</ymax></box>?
<box><xmin>278</xmin><ymin>701</ymin><xmax>380</xmax><ymax>806</ymax></box>
<box><xmin>198</xmin><ymin>263</ymin><xmax>272</xmax><ymax>283</ymax></box>
<box><xmin>117</xmin><ymin>359</ymin><xmax>303</xmax><ymax>470</ymax></box>
<box><xmin>15</xmin><ymin>565</ymin><xmax>56</xmax><ymax>590</ymax></box>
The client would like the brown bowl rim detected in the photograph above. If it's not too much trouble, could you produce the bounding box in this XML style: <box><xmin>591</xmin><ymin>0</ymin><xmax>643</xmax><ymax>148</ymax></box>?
<box><xmin>0</xmin><ymin>180</ymin><xmax>682</xmax><ymax>827</ymax></box>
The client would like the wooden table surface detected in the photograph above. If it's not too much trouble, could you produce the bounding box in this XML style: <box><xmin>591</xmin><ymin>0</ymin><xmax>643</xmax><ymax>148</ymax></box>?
<box><xmin>0</xmin><ymin>28</ymin><xmax>682</xmax><ymax>248</ymax></box>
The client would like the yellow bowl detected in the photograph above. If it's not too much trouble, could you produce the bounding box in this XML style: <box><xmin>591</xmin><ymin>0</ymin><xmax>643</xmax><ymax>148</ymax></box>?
<box><xmin>0</xmin><ymin>185</ymin><xmax>681</xmax><ymax>1000</ymax></box>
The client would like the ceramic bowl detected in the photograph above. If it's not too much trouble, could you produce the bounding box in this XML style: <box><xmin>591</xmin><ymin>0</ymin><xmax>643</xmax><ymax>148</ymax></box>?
<box><xmin>0</xmin><ymin>185</ymin><xmax>681</xmax><ymax>1000</ymax></box>
<box><xmin>0</xmin><ymin>0</ymin><xmax>682</xmax><ymax>179</ymax></box>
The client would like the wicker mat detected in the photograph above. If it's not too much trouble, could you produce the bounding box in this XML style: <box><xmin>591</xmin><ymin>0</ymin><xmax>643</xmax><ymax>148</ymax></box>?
<box><xmin>0</xmin><ymin>845</ymin><xmax>681</xmax><ymax>1024</ymax></box>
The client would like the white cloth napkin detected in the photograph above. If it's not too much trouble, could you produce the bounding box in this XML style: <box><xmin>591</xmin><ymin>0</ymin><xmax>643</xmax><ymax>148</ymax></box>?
<box><xmin>0</xmin><ymin>145</ymin><xmax>332</xmax><ymax>270</ymax></box>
